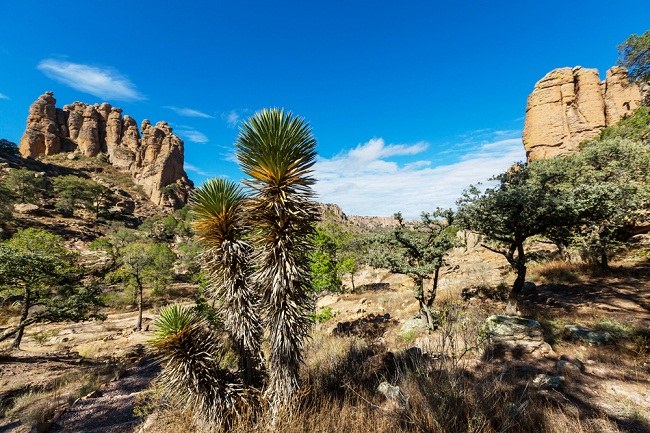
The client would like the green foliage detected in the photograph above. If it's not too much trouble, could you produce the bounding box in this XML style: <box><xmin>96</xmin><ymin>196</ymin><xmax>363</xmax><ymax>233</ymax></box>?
<box><xmin>309</xmin><ymin>227</ymin><xmax>342</xmax><ymax>294</ymax></box>
<box><xmin>52</xmin><ymin>175</ymin><xmax>112</xmax><ymax>217</ymax></box>
<box><xmin>140</xmin><ymin>207</ymin><xmax>192</xmax><ymax>241</ymax></box>
<box><xmin>153</xmin><ymin>304</ymin><xmax>203</xmax><ymax>341</ymax></box>
<box><xmin>4</xmin><ymin>169</ymin><xmax>47</xmax><ymax>203</ymax></box>
<box><xmin>0</xmin><ymin>228</ymin><xmax>103</xmax><ymax>347</ymax></box>
<box><xmin>368</xmin><ymin>209</ymin><xmax>458</xmax><ymax>324</ymax></box>
<box><xmin>599</xmin><ymin>106</ymin><xmax>650</xmax><ymax>143</ymax></box>
<box><xmin>567</xmin><ymin>138</ymin><xmax>650</xmax><ymax>267</ymax></box>
<box><xmin>457</xmin><ymin>161</ymin><xmax>576</xmax><ymax>303</ymax></box>
<box><xmin>0</xmin><ymin>181</ymin><xmax>14</xmax><ymax>230</ymax></box>
<box><xmin>618</xmin><ymin>31</ymin><xmax>650</xmax><ymax>85</ymax></box>
<box><xmin>310</xmin><ymin>306</ymin><xmax>335</xmax><ymax>323</ymax></box>
<box><xmin>106</xmin><ymin>242</ymin><xmax>176</xmax><ymax>297</ymax></box>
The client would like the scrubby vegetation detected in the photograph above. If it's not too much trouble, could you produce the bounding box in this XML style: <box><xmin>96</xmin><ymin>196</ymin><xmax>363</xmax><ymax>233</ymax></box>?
<box><xmin>1</xmin><ymin>31</ymin><xmax>649</xmax><ymax>433</ymax></box>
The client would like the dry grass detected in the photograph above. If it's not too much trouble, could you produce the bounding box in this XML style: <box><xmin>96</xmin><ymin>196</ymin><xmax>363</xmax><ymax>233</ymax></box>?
<box><xmin>528</xmin><ymin>260</ymin><xmax>588</xmax><ymax>284</ymax></box>
<box><xmin>140</xmin><ymin>301</ymin><xmax>645</xmax><ymax>433</ymax></box>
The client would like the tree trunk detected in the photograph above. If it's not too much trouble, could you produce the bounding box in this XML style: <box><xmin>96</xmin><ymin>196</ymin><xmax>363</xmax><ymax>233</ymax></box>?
<box><xmin>12</xmin><ymin>287</ymin><xmax>31</xmax><ymax>349</ymax></box>
<box><xmin>0</xmin><ymin>318</ymin><xmax>37</xmax><ymax>343</ymax></box>
<box><xmin>415</xmin><ymin>278</ymin><xmax>435</xmax><ymax>330</ymax></box>
<box><xmin>135</xmin><ymin>280</ymin><xmax>143</xmax><ymax>331</ymax></box>
<box><xmin>506</xmin><ymin>243</ymin><xmax>526</xmax><ymax>315</ymax></box>
<box><xmin>600</xmin><ymin>247</ymin><xmax>609</xmax><ymax>270</ymax></box>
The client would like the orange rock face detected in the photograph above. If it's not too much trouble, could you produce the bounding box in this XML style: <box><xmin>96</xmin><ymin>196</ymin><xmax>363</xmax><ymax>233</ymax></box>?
<box><xmin>522</xmin><ymin>66</ymin><xmax>641</xmax><ymax>160</ymax></box>
<box><xmin>18</xmin><ymin>92</ymin><xmax>193</xmax><ymax>207</ymax></box>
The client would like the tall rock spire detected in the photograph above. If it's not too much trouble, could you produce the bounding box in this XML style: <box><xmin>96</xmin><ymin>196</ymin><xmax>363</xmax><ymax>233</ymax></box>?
<box><xmin>18</xmin><ymin>92</ymin><xmax>193</xmax><ymax>207</ymax></box>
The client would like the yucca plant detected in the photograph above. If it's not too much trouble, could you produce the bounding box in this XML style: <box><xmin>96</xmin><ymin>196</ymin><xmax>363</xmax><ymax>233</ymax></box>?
<box><xmin>190</xmin><ymin>178</ymin><xmax>264</xmax><ymax>386</ymax></box>
<box><xmin>236</xmin><ymin>108</ymin><xmax>319</xmax><ymax>411</ymax></box>
<box><xmin>151</xmin><ymin>304</ymin><xmax>251</xmax><ymax>422</ymax></box>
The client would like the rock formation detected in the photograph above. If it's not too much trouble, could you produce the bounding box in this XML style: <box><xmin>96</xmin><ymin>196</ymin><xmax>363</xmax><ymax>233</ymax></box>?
<box><xmin>18</xmin><ymin>92</ymin><xmax>193</xmax><ymax>207</ymax></box>
<box><xmin>522</xmin><ymin>66</ymin><xmax>642</xmax><ymax>160</ymax></box>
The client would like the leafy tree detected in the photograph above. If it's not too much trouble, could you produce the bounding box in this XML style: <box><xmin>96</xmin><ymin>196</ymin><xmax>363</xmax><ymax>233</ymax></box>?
<box><xmin>0</xmin><ymin>228</ymin><xmax>103</xmax><ymax>348</ymax></box>
<box><xmin>140</xmin><ymin>207</ymin><xmax>192</xmax><ymax>242</ymax></box>
<box><xmin>368</xmin><ymin>209</ymin><xmax>457</xmax><ymax>328</ymax></box>
<box><xmin>4</xmin><ymin>169</ymin><xmax>46</xmax><ymax>203</ymax></box>
<box><xmin>618</xmin><ymin>31</ymin><xmax>650</xmax><ymax>87</ymax></box>
<box><xmin>457</xmin><ymin>161</ymin><xmax>575</xmax><ymax>312</ymax></box>
<box><xmin>106</xmin><ymin>242</ymin><xmax>176</xmax><ymax>330</ymax></box>
<box><xmin>0</xmin><ymin>182</ymin><xmax>14</xmax><ymax>231</ymax></box>
<box><xmin>569</xmin><ymin>138</ymin><xmax>650</xmax><ymax>268</ymax></box>
<box><xmin>309</xmin><ymin>227</ymin><xmax>342</xmax><ymax>293</ymax></box>
<box><xmin>52</xmin><ymin>175</ymin><xmax>111</xmax><ymax>217</ymax></box>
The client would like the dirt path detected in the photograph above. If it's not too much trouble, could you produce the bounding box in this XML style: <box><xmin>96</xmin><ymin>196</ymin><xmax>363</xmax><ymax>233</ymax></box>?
<box><xmin>48</xmin><ymin>358</ymin><xmax>159</xmax><ymax>433</ymax></box>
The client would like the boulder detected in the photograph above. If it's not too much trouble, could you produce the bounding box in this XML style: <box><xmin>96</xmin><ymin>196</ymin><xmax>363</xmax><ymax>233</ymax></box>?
<box><xmin>533</xmin><ymin>373</ymin><xmax>564</xmax><ymax>389</ymax></box>
<box><xmin>13</xmin><ymin>203</ymin><xmax>39</xmax><ymax>214</ymax></box>
<box><xmin>523</xmin><ymin>66</ymin><xmax>641</xmax><ymax>160</ymax></box>
<box><xmin>484</xmin><ymin>315</ymin><xmax>552</xmax><ymax>357</ymax></box>
<box><xmin>563</xmin><ymin>325</ymin><xmax>612</xmax><ymax>345</ymax></box>
<box><xmin>376</xmin><ymin>381</ymin><xmax>409</xmax><ymax>411</ymax></box>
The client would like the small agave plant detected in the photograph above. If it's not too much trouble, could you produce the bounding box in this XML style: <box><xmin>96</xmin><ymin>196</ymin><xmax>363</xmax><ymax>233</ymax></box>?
<box><xmin>151</xmin><ymin>304</ymin><xmax>249</xmax><ymax>422</ymax></box>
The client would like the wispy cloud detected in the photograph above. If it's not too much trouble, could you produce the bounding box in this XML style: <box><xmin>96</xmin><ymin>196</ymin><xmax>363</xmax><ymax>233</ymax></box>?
<box><xmin>165</xmin><ymin>106</ymin><xmax>214</xmax><ymax>119</ymax></box>
<box><xmin>176</xmin><ymin>127</ymin><xmax>209</xmax><ymax>144</ymax></box>
<box><xmin>37</xmin><ymin>58</ymin><xmax>143</xmax><ymax>101</ymax></box>
<box><xmin>222</xmin><ymin>110</ymin><xmax>243</xmax><ymax>128</ymax></box>
<box><xmin>184</xmin><ymin>163</ymin><xmax>214</xmax><ymax>177</ymax></box>
<box><xmin>0</xmin><ymin>93</ymin><xmax>9</xmax><ymax>100</ymax></box>
<box><xmin>314</xmin><ymin>136</ymin><xmax>525</xmax><ymax>217</ymax></box>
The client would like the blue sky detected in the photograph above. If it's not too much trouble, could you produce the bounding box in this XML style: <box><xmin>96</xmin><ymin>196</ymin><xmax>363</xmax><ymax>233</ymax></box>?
<box><xmin>1</xmin><ymin>1</ymin><xmax>648</xmax><ymax>216</ymax></box>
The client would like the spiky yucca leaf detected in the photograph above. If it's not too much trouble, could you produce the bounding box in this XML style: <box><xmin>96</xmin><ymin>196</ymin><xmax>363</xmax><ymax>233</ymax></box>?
<box><xmin>190</xmin><ymin>178</ymin><xmax>248</xmax><ymax>247</ymax></box>
<box><xmin>236</xmin><ymin>108</ymin><xmax>319</xmax><ymax>410</ymax></box>
<box><xmin>190</xmin><ymin>179</ymin><xmax>265</xmax><ymax>386</ymax></box>
<box><xmin>151</xmin><ymin>305</ymin><xmax>253</xmax><ymax>423</ymax></box>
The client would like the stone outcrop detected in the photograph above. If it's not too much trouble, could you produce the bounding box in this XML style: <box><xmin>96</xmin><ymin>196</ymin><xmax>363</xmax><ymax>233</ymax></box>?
<box><xmin>523</xmin><ymin>66</ymin><xmax>642</xmax><ymax>160</ymax></box>
<box><xmin>18</xmin><ymin>92</ymin><xmax>193</xmax><ymax>207</ymax></box>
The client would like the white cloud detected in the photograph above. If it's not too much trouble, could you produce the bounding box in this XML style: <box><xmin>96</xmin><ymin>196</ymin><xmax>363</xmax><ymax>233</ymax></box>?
<box><xmin>0</xmin><ymin>93</ymin><xmax>9</xmax><ymax>100</ymax></box>
<box><xmin>222</xmin><ymin>110</ymin><xmax>241</xmax><ymax>128</ymax></box>
<box><xmin>184</xmin><ymin>163</ymin><xmax>213</xmax><ymax>177</ymax></box>
<box><xmin>37</xmin><ymin>58</ymin><xmax>143</xmax><ymax>101</ymax></box>
<box><xmin>314</xmin><ymin>136</ymin><xmax>525</xmax><ymax>218</ymax></box>
<box><xmin>177</xmin><ymin>128</ymin><xmax>209</xmax><ymax>143</ymax></box>
<box><xmin>165</xmin><ymin>106</ymin><xmax>214</xmax><ymax>119</ymax></box>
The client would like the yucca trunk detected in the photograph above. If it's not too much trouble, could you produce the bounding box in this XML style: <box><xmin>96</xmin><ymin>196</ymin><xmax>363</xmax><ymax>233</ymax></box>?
<box><xmin>205</xmin><ymin>241</ymin><xmax>264</xmax><ymax>386</ymax></box>
<box><xmin>191</xmin><ymin>179</ymin><xmax>264</xmax><ymax>386</ymax></box>
<box><xmin>236</xmin><ymin>108</ymin><xmax>319</xmax><ymax>412</ymax></box>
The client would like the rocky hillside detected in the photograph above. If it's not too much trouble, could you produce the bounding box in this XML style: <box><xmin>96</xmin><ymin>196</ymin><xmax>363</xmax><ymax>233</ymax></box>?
<box><xmin>522</xmin><ymin>66</ymin><xmax>642</xmax><ymax>160</ymax></box>
<box><xmin>18</xmin><ymin>92</ymin><xmax>193</xmax><ymax>208</ymax></box>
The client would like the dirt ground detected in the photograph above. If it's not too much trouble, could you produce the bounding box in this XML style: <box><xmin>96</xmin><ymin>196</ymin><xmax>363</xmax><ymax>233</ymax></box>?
<box><xmin>1</xmin><ymin>248</ymin><xmax>649</xmax><ymax>432</ymax></box>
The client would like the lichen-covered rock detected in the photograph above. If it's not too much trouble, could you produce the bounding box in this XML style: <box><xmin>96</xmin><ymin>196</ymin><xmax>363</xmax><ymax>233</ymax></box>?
<box><xmin>563</xmin><ymin>325</ymin><xmax>612</xmax><ymax>345</ymax></box>
<box><xmin>523</xmin><ymin>66</ymin><xmax>641</xmax><ymax>160</ymax></box>
<box><xmin>18</xmin><ymin>92</ymin><xmax>193</xmax><ymax>207</ymax></box>
<box><xmin>484</xmin><ymin>315</ymin><xmax>552</xmax><ymax>356</ymax></box>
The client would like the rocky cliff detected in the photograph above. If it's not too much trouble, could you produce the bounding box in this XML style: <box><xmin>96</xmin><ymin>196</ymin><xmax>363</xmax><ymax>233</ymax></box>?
<box><xmin>522</xmin><ymin>66</ymin><xmax>642</xmax><ymax>160</ymax></box>
<box><xmin>18</xmin><ymin>92</ymin><xmax>193</xmax><ymax>207</ymax></box>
